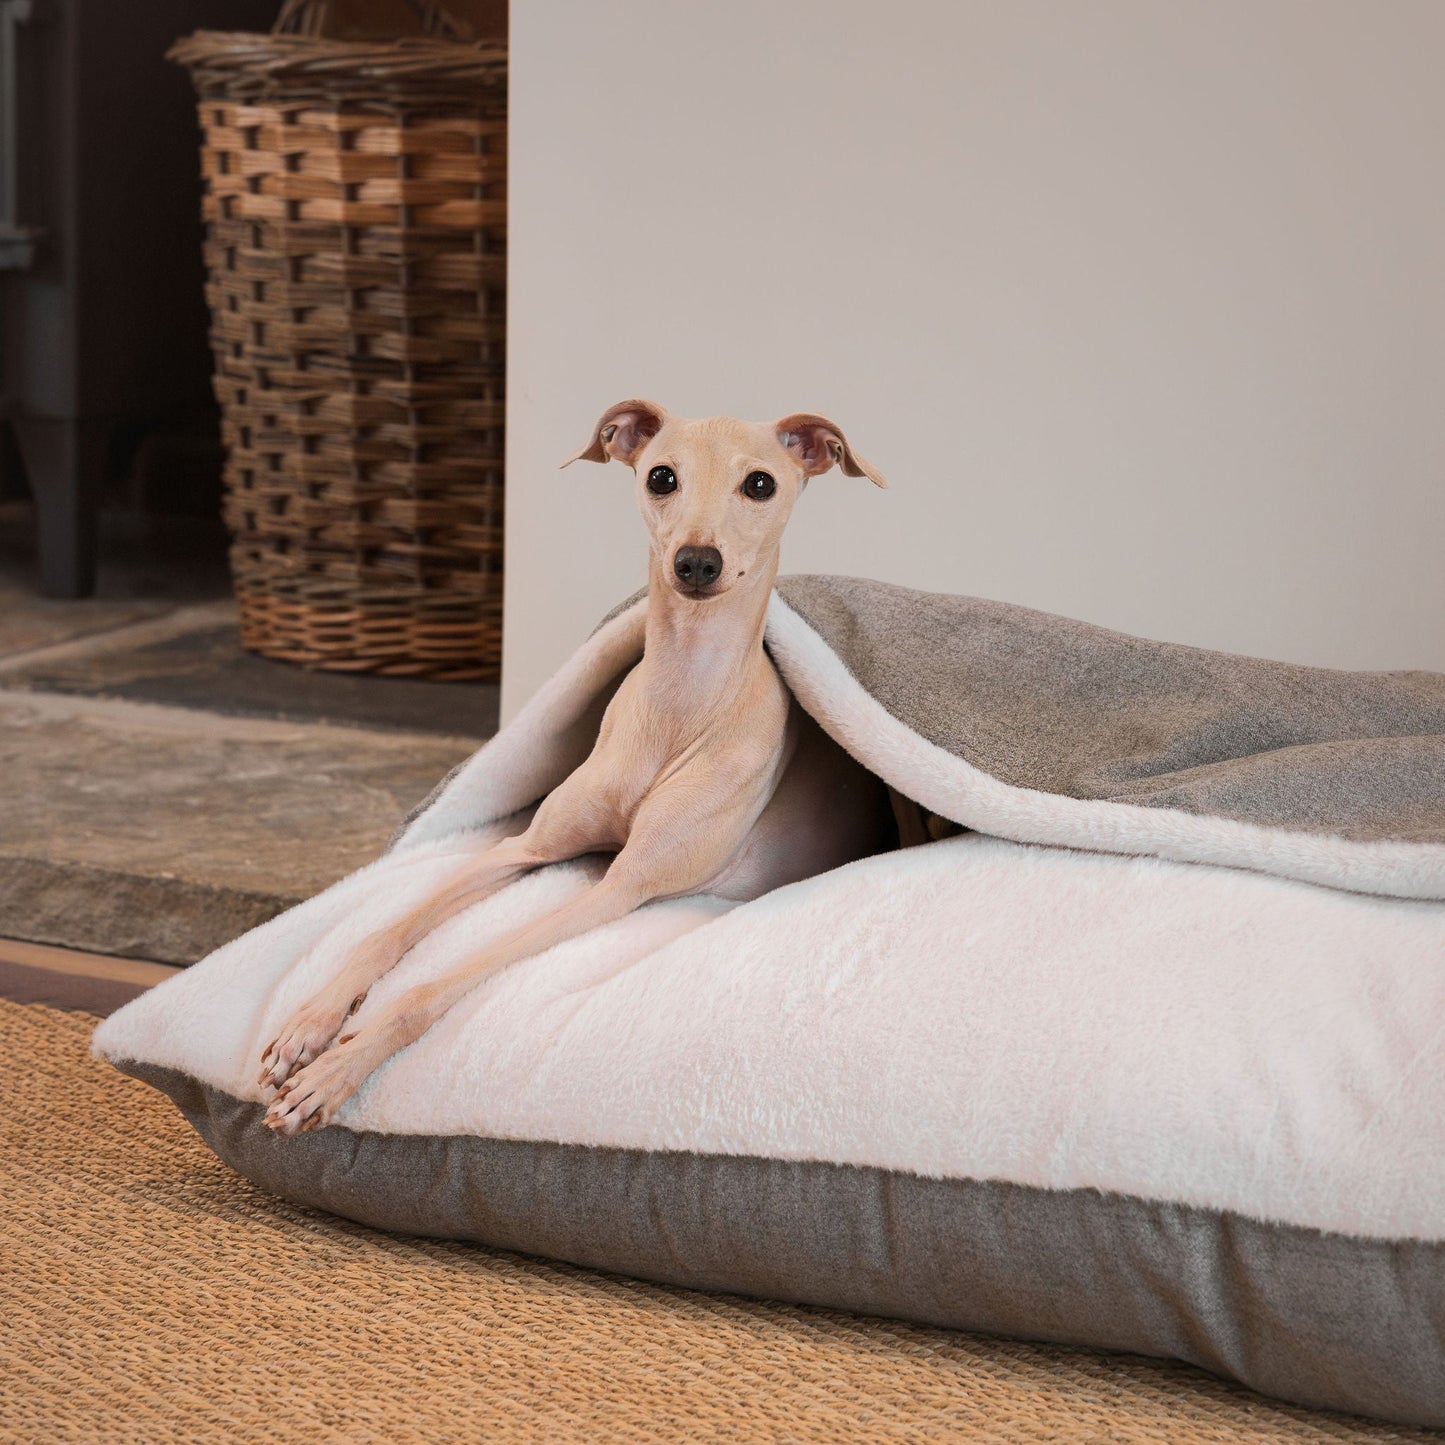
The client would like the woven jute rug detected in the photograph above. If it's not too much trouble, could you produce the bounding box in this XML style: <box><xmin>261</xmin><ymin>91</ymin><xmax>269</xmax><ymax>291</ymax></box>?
<box><xmin>1</xmin><ymin>998</ymin><xmax>1434</xmax><ymax>1445</ymax></box>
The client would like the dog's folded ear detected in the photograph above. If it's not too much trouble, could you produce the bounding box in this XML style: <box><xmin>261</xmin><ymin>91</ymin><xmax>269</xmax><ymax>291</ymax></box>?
<box><xmin>774</xmin><ymin>413</ymin><xmax>888</xmax><ymax>488</ymax></box>
<box><xmin>561</xmin><ymin>400</ymin><xmax>669</xmax><ymax>468</ymax></box>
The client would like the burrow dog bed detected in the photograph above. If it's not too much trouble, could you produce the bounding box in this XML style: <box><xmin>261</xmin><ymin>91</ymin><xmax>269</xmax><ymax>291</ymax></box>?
<box><xmin>95</xmin><ymin>575</ymin><xmax>1445</xmax><ymax>1427</ymax></box>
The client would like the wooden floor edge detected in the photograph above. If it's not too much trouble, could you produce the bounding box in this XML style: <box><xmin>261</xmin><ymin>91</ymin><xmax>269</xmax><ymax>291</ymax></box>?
<box><xmin>0</xmin><ymin>935</ymin><xmax>181</xmax><ymax>987</ymax></box>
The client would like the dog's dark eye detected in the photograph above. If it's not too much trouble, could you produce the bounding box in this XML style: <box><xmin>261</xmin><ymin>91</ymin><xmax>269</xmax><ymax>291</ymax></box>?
<box><xmin>646</xmin><ymin>465</ymin><xmax>677</xmax><ymax>495</ymax></box>
<box><xmin>742</xmin><ymin>470</ymin><xmax>776</xmax><ymax>500</ymax></box>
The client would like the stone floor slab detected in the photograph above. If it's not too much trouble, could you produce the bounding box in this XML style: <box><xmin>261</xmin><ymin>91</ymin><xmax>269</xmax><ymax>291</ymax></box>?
<box><xmin>0</xmin><ymin>603</ymin><xmax>499</xmax><ymax>737</ymax></box>
<box><xmin>0</xmin><ymin>689</ymin><xmax>484</xmax><ymax>963</ymax></box>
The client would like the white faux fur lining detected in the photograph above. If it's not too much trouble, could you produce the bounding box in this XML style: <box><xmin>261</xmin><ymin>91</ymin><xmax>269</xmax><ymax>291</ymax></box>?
<box><xmin>94</xmin><ymin>827</ymin><xmax>1445</xmax><ymax>1242</ymax></box>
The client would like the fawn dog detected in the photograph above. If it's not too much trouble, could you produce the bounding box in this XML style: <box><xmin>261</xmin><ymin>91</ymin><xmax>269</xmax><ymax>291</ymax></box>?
<box><xmin>261</xmin><ymin>400</ymin><xmax>897</xmax><ymax>1134</ymax></box>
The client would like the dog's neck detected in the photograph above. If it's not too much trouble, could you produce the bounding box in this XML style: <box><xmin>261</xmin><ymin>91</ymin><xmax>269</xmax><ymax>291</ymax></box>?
<box><xmin>638</xmin><ymin>552</ymin><xmax>779</xmax><ymax>722</ymax></box>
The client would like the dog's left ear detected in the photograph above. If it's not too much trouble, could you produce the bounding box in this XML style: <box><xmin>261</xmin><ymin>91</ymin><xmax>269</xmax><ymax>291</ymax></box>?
<box><xmin>774</xmin><ymin>413</ymin><xmax>888</xmax><ymax>488</ymax></box>
<box><xmin>560</xmin><ymin>399</ymin><xmax>669</xmax><ymax>468</ymax></box>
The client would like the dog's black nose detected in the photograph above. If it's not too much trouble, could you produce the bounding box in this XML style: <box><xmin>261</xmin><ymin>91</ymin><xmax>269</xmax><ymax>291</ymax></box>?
<box><xmin>673</xmin><ymin>545</ymin><xmax>722</xmax><ymax>588</ymax></box>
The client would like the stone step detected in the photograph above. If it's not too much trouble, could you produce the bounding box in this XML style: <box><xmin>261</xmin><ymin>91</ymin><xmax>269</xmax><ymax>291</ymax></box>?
<box><xmin>0</xmin><ymin>688</ymin><xmax>482</xmax><ymax>964</ymax></box>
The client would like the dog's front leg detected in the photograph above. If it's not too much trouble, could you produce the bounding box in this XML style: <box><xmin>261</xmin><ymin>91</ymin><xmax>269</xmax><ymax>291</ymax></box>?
<box><xmin>263</xmin><ymin>869</ymin><xmax>650</xmax><ymax>1135</ymax></box>
<box><xmin>258</xmin><ymin>835</ymin><xmax>544</xmax><ymax>1091</ymax></box>
<box><xmin>260</xmin><ymin>756</ymin><xmax>629</xmax><ymax>1091</ymax></box>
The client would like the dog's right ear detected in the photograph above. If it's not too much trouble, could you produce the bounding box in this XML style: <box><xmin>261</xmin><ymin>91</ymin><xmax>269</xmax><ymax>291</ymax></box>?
<box><xmin>560</xmin><ymin>399</ymin><xmax>669</xmax><ymax>468</ymax></box>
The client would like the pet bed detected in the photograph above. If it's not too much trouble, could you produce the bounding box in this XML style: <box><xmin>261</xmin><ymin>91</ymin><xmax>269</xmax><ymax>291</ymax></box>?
<box><xmin>94</xmin><ymin>576</ymin><xmax>1445</xmax><ymax>1426</ymax></box>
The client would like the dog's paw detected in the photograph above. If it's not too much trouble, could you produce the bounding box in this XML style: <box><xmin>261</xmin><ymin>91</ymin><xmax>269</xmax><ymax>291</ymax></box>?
<box><xmin>262</xmin><ymin>1033</ymin><xmax>370</xmax><ymax>1136</ymax></box>
<box><xmin>257</xmin><ymin>989</ymin><xmax>368</xmax><ymax>1092</ymax></box>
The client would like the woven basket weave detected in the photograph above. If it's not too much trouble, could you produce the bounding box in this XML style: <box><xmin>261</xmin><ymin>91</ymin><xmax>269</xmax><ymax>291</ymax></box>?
<box><xmin>170</xmin><ymin>0</ymin><xmax>508</xmax><ymax>680</ymax></box>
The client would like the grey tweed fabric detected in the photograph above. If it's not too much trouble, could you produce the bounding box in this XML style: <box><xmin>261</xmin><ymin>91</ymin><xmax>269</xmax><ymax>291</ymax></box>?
<box><xmin>774</xmin><ymin>575</ymin><xmax>1445</xmax><ymax>841</ymax></box>
<box><xmin>115</xmin><ymin>1061</ymin><xmax>1445</xmax><ymax>1429</ymax></box>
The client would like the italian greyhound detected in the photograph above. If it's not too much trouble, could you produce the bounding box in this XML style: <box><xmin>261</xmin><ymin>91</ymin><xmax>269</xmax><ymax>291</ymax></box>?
<box><xmin>260</xmin><ymin>400</ymin><xmax>898</xmax><ymax>1134</ymax></box>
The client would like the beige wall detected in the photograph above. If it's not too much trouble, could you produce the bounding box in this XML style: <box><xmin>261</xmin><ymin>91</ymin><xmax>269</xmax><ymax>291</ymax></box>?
<box><xmin>503</xmin><ymin>0</ymin><xmax>1445</xmax><ymax>719</ymax></box>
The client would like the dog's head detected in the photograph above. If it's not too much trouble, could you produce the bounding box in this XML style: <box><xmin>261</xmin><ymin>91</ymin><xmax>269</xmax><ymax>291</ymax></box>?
<box><xmin>562</xmin><ymin>401</ymin><xmax>887</xmax><ymax>601</ymax></box>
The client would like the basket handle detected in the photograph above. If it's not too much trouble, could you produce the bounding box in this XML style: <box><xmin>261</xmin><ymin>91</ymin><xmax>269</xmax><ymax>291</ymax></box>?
<box><xmin>272</xmin><ymin>0</ymin><xmax>476</xmax><ymax>41</ymax></box>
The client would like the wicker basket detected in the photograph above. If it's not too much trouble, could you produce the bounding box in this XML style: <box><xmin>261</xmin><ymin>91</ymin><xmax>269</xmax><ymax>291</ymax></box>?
<box><xmin>169</xmin><ymin>0</ymin><xmax>507</xmax><ymax>680</ymax></box>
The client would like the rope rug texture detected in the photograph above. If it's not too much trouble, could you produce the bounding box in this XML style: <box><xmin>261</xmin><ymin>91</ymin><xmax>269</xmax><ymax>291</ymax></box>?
<box><xmin>2</xmin><ymin>998</ymin><xmax>1433</xmax><ymax>1445</ymax></box>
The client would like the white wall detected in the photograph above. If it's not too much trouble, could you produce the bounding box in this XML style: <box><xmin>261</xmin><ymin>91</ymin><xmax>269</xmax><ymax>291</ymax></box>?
<box><xmin>504</xmin><ymin>0</ymin><xmax>1445</xmax><ymax>719</ymax></box>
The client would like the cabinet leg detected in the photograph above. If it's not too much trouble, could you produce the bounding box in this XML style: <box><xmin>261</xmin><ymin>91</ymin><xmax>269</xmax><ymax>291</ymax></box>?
<box><xmin>12</xmin><ymin>415</ymin><xmax>109</xmax><ymax>598</ymax></box>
